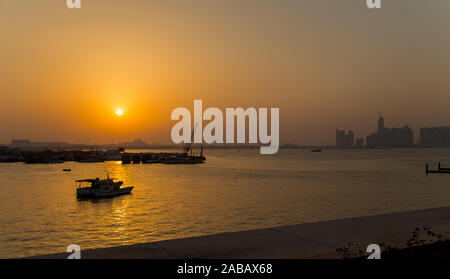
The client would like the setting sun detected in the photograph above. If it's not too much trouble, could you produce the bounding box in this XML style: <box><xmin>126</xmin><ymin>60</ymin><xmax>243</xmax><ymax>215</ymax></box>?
<box><xmin>115</xmin><ymin>109</ymin><xmax>124</xmax><ymax>116</ymax></box>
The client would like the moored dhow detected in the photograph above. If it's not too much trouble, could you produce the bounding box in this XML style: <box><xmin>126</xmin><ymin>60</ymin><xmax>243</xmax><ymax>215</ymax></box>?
<box><xmin>76</xmin><ymin>176</ymin><xmax>133</xmax><ymax>198</ymax></box>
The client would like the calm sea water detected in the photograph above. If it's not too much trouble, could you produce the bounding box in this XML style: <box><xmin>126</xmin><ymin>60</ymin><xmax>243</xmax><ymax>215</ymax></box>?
<box><xmin>1</xmin><ymin>148</ymin><xmax>450</xmax><ymax>258</ymax></box>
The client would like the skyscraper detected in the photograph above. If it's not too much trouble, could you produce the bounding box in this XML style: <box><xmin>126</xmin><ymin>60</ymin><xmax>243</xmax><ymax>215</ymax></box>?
<box><xmin>367</xmin><ymin>116</ymin><xmax>413</xmax><ymax>148</ymax></box>
<box><xmin>345</xmin><ymin>131</ymin><xmax>354</xmax><ymax>147</ymax></box>
<box><xmin>378</xmin><ymin>116</ymin><xmax>385</xmax><ymax>133</ymax></box>
<box><xmin>336</xmin><ymin>130</ymin><xmax>355</xmax><ymax>148</ymax></box>
<box><xmin>336</xmin><ymin>130</ymin><xmax>346</xmax><ymax>147</ymax></box>
<box><xmin>420</xmin><ymin>126</ymin><xmax>450</xmax><ymax>146</ymax></box>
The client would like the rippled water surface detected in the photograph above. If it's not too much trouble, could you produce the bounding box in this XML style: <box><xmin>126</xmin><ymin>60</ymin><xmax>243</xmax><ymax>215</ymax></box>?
<box><xmin>1</xmin><ymin>148</ymin><xmax>450</xmax><ymax>258</ymax></box>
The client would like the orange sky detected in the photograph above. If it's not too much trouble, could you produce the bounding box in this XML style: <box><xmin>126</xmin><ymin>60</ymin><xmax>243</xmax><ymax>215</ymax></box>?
<box><xmin>1</xmin><ymin>0</ymin><xmax>450</xmax><ymax>145</ymax></box>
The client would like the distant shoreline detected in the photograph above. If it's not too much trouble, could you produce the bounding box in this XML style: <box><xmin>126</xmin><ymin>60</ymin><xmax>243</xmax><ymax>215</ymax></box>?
<box><xmin>2</xmin><ymin>143</ymin><xmax>450</xmax><ymax>151</ymax></box>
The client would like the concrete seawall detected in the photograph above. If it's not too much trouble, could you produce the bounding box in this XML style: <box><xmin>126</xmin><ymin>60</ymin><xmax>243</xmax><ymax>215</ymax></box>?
<box><xmin>26</xmin><ymin>206</ymin><xmax>450</xmax><ymax>259</ymax></box>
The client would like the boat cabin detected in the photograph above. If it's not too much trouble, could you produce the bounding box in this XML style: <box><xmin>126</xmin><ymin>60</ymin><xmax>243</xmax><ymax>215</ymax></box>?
<box><xmin>76</xmin><ymin>178</ymin><xmax>116</xmax><ymax>189</ymax></box>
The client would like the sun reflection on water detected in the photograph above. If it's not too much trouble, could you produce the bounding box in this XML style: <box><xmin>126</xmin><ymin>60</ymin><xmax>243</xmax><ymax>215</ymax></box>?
<box><xmin>4</xmin><ymin>149</ymin><xmax>450</xmax><ymax>258</ymax></box>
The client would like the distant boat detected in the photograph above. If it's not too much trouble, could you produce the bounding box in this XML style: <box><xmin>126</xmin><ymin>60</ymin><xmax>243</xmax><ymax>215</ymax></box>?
<box><xmin>76</xmin><ymin>176</ymin><xmax>133</xmax><ymax>198</ymax></box>
<box><xmin>311</xmin><ymin>148</ymin><xmax>322</xmax><ymax>152</ymax></box>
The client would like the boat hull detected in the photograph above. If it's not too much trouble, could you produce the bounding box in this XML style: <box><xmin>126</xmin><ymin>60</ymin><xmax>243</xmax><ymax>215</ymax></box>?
<box><xmin>76</xmin><ymin>186</ymin><xmax>134</xmax><ymax>198</ymax></box>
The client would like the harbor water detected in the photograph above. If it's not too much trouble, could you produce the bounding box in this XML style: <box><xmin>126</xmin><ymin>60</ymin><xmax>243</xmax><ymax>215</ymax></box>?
<box><xmin>1</xmin><ymin>148</ymin><xmax>450</xmax><ymax>258</ymax></box>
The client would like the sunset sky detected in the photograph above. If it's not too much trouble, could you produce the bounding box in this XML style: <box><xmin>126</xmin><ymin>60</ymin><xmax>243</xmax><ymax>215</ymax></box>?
<box><xmin>1</xmin><ymin>0</ymin><xmax>450</xmax><ymax>145</ymax></box>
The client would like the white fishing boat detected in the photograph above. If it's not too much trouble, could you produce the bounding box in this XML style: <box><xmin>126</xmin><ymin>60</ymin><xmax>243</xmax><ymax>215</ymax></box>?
<box><xmin>76</xmin><ymin>175</ymin><xmax>133</xmax><ymax>198</ymax></box>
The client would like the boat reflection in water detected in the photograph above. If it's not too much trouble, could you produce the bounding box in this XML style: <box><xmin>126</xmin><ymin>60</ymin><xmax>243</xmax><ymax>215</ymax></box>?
<box><xmin>76</xmin><ymin>175</ymin><xmax>133</xmax><ymax>198</ymax></box>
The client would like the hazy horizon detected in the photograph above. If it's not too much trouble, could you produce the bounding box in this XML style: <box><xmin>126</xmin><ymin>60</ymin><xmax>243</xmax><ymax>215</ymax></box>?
<box><xmin>1</xmin><ymin>0</ymin><xmax>450</xmax><ymax>145</ymax></box>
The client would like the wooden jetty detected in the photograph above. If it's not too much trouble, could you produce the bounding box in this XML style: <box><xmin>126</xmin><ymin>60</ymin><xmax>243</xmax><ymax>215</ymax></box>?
<box><xmin>426</xmin><ymin>162</ymin><xmax>450</xmax><ymax>175</ymax></box>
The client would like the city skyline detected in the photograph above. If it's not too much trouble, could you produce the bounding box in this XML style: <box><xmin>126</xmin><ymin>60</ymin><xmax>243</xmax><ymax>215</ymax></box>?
<box><xmin>1</xmin><ymin>114</ymin><xmax>449</xmax><ymax>147</ymax></box>
<box><xmin>3</xmin><ymin>114</ymin><xmax>450</xmax><ymax>148</ymax></box>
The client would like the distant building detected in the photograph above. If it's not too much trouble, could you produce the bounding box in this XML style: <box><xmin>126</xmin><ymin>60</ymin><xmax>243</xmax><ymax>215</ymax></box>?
<box><xmin>420</xmin><ymin>126</ymin><xmax>450</xmax><ymax>147</ymax></box>
<box><xmin>378</xmin><ymin>116</ymin><xmax>385</xmax><ymax>133</ymax></box>
<box><xmin>345</xmin><ymin>131</ymin><xmax>354</xmax><ymax>147</ymax></box>
<box><xmin>336</xmin><ymin>130</ymin><xmax>346</xmax><ymax>147</ymax></box>
<box><xmin>10</xmin><ymin>139</ymin><xmax>31</xmax><ymax>147</ymax></box>
<box><xmin>10</xmin><ymin>139</ymin><xmax>72</xmax><ymax>150</ymax></box>
<box><xmin>366</xmin><ymin>116</ymin><xmax>413</xmax><ymax>148</ymax></box>
<box><xmin>117</xmin><ymin>139</ymin><xmax>148</xmax><ymax>149</ymax></box>
<box><xmin>356</xmin><ymin>138</ymin><xmax>364</xmax><ymax>147</ymax></box>
<box><xmin>336</xmin><ymin>130</ymin><xmax>355</xmax><ymax>148</ymax></box>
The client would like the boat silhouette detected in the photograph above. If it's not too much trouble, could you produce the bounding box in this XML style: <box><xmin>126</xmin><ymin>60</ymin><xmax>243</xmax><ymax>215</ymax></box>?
<box><xmin>76</xmin><ymin>175</ymin><xmax>133</xmax><ymax>198</ymax></box>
